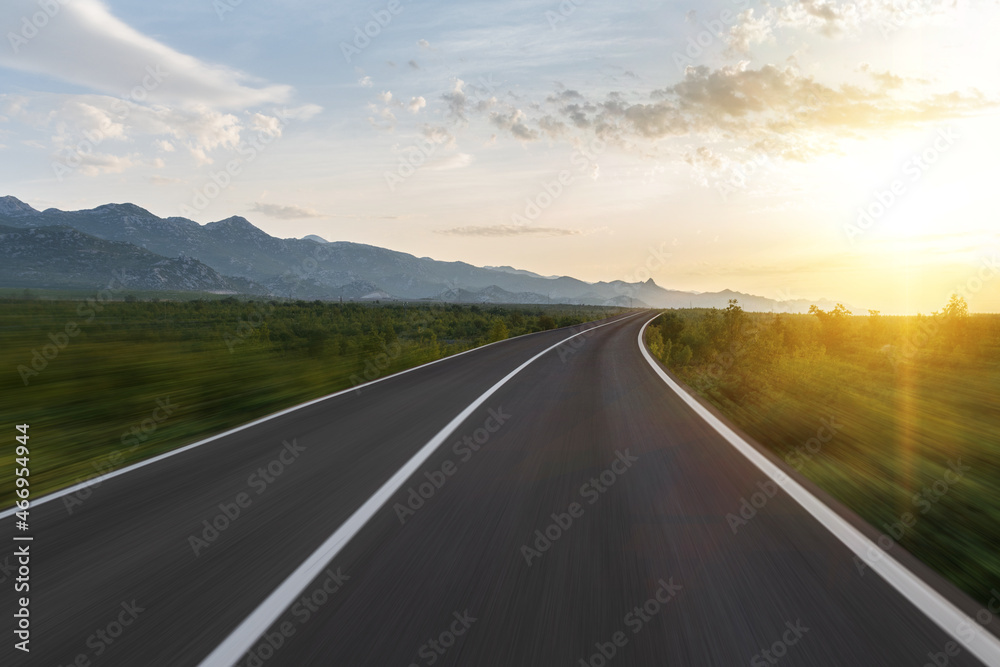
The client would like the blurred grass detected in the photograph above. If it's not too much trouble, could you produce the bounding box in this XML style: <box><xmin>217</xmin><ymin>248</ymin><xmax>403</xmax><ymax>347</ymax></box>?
<box><xmin>0</xmin><ymin>297</ymin><xmax>619</xmax><ymax>510</ymax></box>
<box><xmin>646</xmin><ymin>303</ymin><xmax>1000</xmax><ymax>606</ymax></box>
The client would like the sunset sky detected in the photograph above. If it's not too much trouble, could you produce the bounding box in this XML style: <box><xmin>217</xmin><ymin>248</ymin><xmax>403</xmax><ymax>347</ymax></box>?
<box><xmin>1</xmin><ymin>0</ymin><xmax>998</xmax><ymax>313</ymax></box>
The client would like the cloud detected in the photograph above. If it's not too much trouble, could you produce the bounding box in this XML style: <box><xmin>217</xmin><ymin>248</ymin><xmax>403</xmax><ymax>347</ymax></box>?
<box><xmin>409</xmin><ymin>60</ymin><xmax>421</xmax><ymax>70</ymax></box>
<box><xmin>358</xmin><ymin>76</ymin><xmax>373</xmax><ymax>88</ymax></box>
<box><xmin>536</xmin><ymin>62</ymin><xmax>995</xmax><ymax>161</ymax></box>
<box><xmin>422</xmin><ymin>124</ymin><xmax>456</xmax><ymax>148</ymax></box>
<box><xmin>726</xmin><ymin>9</ymin><xmax>774</xmax><ymax>54</ymax></box>
<box><xmin>278</xmin><ymin>104</ymin><xmax>323</xmax><ymax>121</ymax></box>
<box><xmin>70</xmin><ymin>151</ymin><xmax>138</xmax><ymax>176</ymax></box>
<box><xmin>149</xmin><ymin>175</ymin><xmax>183</xmax><ymax>185</ymax></box>
<box><xmin>858</xmin><ymin>63</ymin><xmax>904</xmax><ymax>89</ymax></box>
<box><xmin>250</xmin><ymin>202</ymin><xmax>322</xmax><ymax>219</ymax></box>
<box><xmin>426</xmin><ymin>153</ymin><xmax>472</xmax><ymax>170</ymax></box>
<box><xmin>546</xmin><ymin>90</ymin><xmax>584</xmax><ymax>104</ymax></box>
<box><xmin>538</xmin><ymin>115</ymin><xmax>567</xmax><ymax>139</ymax></box>
<box><xmin>0</xmin><ymin>0</ymin><xmax>291</xmax><ymax>109</ymax></box>
<box><xmin>489</xmin><ymin>108</ymin><xmax>539</xmax><ymax>141</ymax></box>
<box><xmin>408</xmin><ymin>96</ymin><xmax>427</xmax><ymax>113</ymax></box>
<box><xmin>437</xmin><ymin>225</ymin><xmax>581</xmax><ymax>237</ymax></box>
<box><xmin>443</xmin><ymin>79</ymin><xmax>468</xmax><ymax>120</ymax></box>
<box><xmin>561</xmin><ymin>103</ymin><xmax>594</xmax><ymax>128</ymax></box>
<box><xmin>3</xmin><ymin>93</ymin><xmax>256</xmax><ymax>170</ymax></box>
<box><xmin>417</xmin><ymin>39</ymin><xmax>430</xmax><ymax>48</ymax></box>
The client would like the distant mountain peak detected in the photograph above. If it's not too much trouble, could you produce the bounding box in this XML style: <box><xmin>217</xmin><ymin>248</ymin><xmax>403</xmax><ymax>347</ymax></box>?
<box><xmin>302</xmin><ymin>234</ymin><xmax>329</xmax><ymax>243</ymax></box>
<box><xmin>91</xmin><ymin>202</ymin><xmax>155</xmax><ymax>218</ymax></box>
<box><xmin>0</xmin><ymin>196</ymin><xmax>39</xmax><ymax>217</ymax></box>
<box><xmin>207</xmin><ymin>215</ymin><xmax>254</xmax><ymax>227</ymax></box>
<box><xmin>0</xmin><ymin>195</ymin><xmax>854</xmax><ymax>312</ymax></box>
<box><xmin>205</xmin><ymin>216</ymin><xmax>268</xmax><ymax>236</ymax></box>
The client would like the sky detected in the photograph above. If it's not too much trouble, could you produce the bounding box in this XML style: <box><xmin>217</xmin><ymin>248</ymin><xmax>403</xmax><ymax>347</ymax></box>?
<box><xmin>1</xmin><ymin>0</ymin><xmax>999</xmax><ymax>313</ymax></box>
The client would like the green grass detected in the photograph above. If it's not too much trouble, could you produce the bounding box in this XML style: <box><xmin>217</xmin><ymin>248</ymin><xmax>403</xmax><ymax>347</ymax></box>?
<box><xmin>646</xmin><ymin>303</ymin><xmax>1000</xmax><ymax>606</ymax></box>
<box><xmin>0</xmin><ymin>297</ymin><xmax>621</xmax><ymax>509</ymax></box>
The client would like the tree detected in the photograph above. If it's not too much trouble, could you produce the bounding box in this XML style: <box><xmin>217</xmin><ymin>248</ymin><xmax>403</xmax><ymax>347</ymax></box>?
<box><xmin>674</xmin><ymin>344</ymin><xmax>692</xmax><ymax>366</ymax></box>
<box><xmin>940</xmin><ymin>294</ymin><xmax>969</xmax><ymax>347</ymax></box>
<box><xmin>488</xmin><ymin>319</ymin><xmax>509</xmax><ymax>342</ymax></box>
<box><xmin>657</xmin><ymin>311</ymin><xmax>685</xmax><ymax>341</ymax></box>
<box><xmin>942</xmin><ymin>294</ymin><xmax>969</xmax><ymax>319</ymax></box>
<box><xmin>723</xmin><ymin>299</ymin><xmax>745</xmax><ymax>349</ymax></box>
<box><xmin>647</xmin><ymin>326</ymin><xmax>665</xmax><ymax>360</ymax></box>
<box><xmin>809</xmin><ymin>303</ymin><xmax>852</xmax><ymax>351</ymax></box>
<box><xmin>865</xmin><ymin>309</ymin><xmax>887</xmax><ymax>347</ymax></box>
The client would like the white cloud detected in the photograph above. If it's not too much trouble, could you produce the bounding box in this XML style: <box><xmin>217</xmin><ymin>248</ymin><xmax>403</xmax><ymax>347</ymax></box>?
<box><xmin>407</xmin><ymin>96</ymin><xmax>426</xmax><ymax>113</ymax></box>
<box><xmin>489</xmin><ymin>107</ymin><xmax>539</xmax><ymax>141</ymax></box>
<box><xmin>726</xmin><ymin>9</ymin><xmax>774</xmax><ymax>54</ymax></box>
<box><xmin>427</xmin><ymin>153</ymin><xmax>473</xmax><ymax>170</ymax></box>
<box><xmin>0</xmin><ymin>0</ymin><xmax>291</xmax><ymax>110</ymax></box>
<box><xmin>250</xmin><ymin>202</ymin><xmax>322</xmax><ymax>219</ymax></box>
<box><xmin>3</xmin><ymin>92</ymin><xmax>247</xmax><ymax>169</ymax></box>
<box><xmin>437</xmin><ymin>224</ymin><xmax>581</xmax><ymax>237</ymax></box>
<box><xmin>358</xmin><ymin>76</ymin><xmax>373</xmax><ymax>88</ymax></box>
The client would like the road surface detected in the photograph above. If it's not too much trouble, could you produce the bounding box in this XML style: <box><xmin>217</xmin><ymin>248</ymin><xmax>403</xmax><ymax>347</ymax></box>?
<box><xmin>2</xmin><ymin>312</ymin><xmax>997</xmax><ymax>666</ymax></box>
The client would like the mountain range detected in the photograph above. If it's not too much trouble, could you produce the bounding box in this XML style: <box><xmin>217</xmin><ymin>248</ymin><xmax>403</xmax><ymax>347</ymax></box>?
<box><xmin>0</xmin><ymin>196</ymin><xmax>846</xmax><ymax>312</ymax></box>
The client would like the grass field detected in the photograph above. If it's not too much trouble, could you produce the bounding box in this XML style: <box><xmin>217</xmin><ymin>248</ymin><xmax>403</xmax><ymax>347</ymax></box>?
<box><xmin>0</xmin><ymin>296</ymin><xmax>620</xmax><ymax>510</ymax></box>
<box><xmin>645</xmin><ymin>299</ymin><xmax>1000</xmax><ymax>606</ymax></box>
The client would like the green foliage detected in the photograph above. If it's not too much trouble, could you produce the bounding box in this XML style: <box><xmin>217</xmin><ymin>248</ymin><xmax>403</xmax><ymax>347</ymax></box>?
<box><xmin>809</xmin><ymin>302</ymin><xmax>851</xmax><ymax>351</ymax></box>
<box><xmin>646</xmin><ymin>325</ymin><xmax>665</xmax><ymax>359</ymax></box>
<box><xmin>673</xmin><ymin>343</ymin><xmax>691</xmax><ymax>366</ymax></box>
<box><xmin>644</xmin><ymin>299</ymin><xmax>1000</xmax><ymax>606</ymax></box>
<box><xmin>0</xmin><ymin>298</ymin><xmax>618</xmax><ymax>509</ymax></box>
<box><xmin>488</xmin><ymin>318</ymin><xmax>510</xmax><ymax>343</ymax></box>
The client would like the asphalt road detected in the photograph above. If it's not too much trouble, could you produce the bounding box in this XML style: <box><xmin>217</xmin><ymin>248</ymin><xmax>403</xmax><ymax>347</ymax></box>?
<box><xmin>2</xmin><ymin>312</ymin><xmax>997</xmax><ymax>666</ymax></box>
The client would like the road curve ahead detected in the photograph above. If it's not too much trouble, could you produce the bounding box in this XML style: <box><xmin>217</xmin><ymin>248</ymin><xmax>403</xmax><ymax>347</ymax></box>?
<box><xmin>2</xmin><ymin>312</ymin><xmax>997</xmax><ymax>666</ymax></box>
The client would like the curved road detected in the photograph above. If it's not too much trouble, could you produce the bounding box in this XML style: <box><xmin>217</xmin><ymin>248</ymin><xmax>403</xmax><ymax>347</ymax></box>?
<box><xmin>2</xmin><ymin>312</ymin><xmax>998</xmax><ymax>666</ymax></box>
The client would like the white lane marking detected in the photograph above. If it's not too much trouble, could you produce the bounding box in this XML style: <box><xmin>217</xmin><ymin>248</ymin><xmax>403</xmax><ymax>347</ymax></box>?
<box><xmin>637</xmin><ymin>315</ymin><xmax>1000</xmax><ymax>666</ymax></box>
<box><xmin>0</xmin><ymin>312</ymin><xmax>637</xmax><ymax>520</ymax></box>
<box><xmin>197</xmin><ymin>312</ymin><xmax>644</xmax><ymax>666</ymax></box>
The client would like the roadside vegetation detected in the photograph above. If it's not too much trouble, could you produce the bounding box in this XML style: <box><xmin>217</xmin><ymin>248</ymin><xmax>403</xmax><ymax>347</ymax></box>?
<box><xmin>645</xmin><ymin>297</ymin><xmax>1000</xmax><ymax>605</ymax></box>
<box><xmin>0</xmin><ymin>296</ymin><xmax>620</xmax><ymax>507</ymax></box>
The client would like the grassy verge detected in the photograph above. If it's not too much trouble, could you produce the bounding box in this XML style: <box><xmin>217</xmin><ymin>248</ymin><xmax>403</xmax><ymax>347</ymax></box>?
<box><xmin>645</xmin><ymin>301</ymin><xmax>1000</xmax><ymax>606</ymax></box>
<box><xmin>0</xmin><ymin>297</ymin><xmax>620</xmax><ymax>508</ymax></box>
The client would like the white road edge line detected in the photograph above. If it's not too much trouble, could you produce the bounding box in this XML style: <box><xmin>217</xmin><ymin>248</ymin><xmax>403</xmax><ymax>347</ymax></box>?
<box><xmin>637</xmin><ymin>314</ymin><xmax>1000</xmax><ymax>666</ymax></box>
<box><xmin>197</xmin><ymin>312</ymin><xmax>644</xmax><ymax>667</ymax></box>
<box><xmin>0</xmin><ymin>312</ymin><xmax>636</xmax><ymax>520</ymax></box>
